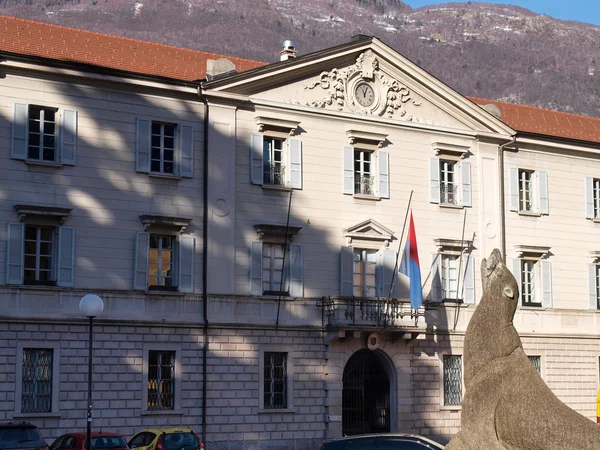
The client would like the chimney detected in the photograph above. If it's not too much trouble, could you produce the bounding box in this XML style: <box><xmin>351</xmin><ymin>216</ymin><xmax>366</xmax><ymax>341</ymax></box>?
<box><xmin>280</xmin><ymin>40</ymin><xmax>297</xmax><ymax>61</ymax></box>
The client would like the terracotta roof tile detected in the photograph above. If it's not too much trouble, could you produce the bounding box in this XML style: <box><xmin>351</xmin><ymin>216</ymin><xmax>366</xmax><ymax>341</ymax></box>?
<box><xmin>468</xmin><ymin>96</ymin><xmax>600</xmax><ymax>144</ymax></box>
<box><xmin>0</xmin><ymin>15</ymin><xmax>266</xmax><ymax>82</ymax></box>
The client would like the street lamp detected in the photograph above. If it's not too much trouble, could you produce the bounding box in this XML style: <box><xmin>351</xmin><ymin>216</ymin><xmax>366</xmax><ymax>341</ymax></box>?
<box><xmin>79</xmin><ymin>294</ymin><xmax>104</xmax><ymax>450</ymax></box>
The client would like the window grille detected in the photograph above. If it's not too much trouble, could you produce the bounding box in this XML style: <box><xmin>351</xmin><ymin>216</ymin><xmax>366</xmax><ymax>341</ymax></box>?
<box><xmin>150</xmin><ymin>122</ymin><xmax>176</xmax><ymax>174</ymax></box>
<box><xmin>594</xmin><ymin>179</ymin><xmax>600</xmax><ymax>219</ymax></box>
<box><xmin>28</xmin><ymin>106</ymin><xmax>56</xmax><ymax>161</ymax></box>
<box><xmin>596</xmin><ymin>265</ymin><xmax>600</xmax><ymax>310</ymax></box>
<box><xmin>263</xmin><ymin>137</ymin><xmax>285</xmax><ymax>185</ymax></box>
<box><xmin>24</xmin><ymin>226</ymin><xmax>55</xmax><ymax>283</ymax></box>
<box><xmin>354</xmin><ymin>150</ymin><xmax>373</xmax><ymax>195</ymax></box>
<box><xmin>353</xmin><ymin>248</ymin><xmax>377</xmax><ymax>297</ymax></box>
<box><xmin>443</xmin><ymin>355</ymin><xmax>462</xmax><ymax>406</ymax></box>
<box><xmin>442</xmin><ymin>255</ymin><xmax>459</xmax><ymax>300</ymax></box>
<box><xmin>147</xmin><ymin>350</ymin><xmax>175</xmax><ymax>410</ymax></box>
<box><xmin>148</xmin><ymin>235</ymin><xmax>175</xmax><ymax>287</ymax></box>
<box><xmin>528</xmin><ymin>356</ymin><xmax>541</xmax><ymax>374</ymax></box>
<box><xmin>264</xmin><ymin>352</ymin><xmax>287</xmax><ymax>409</ymax></box>
<box><xmin>440</xmin><ymin>160</ymin><xmax>457</xmax><ymax>204</ymax></box>
<box><xmin>521</xmin><ymin>260</ymin><xmax>539</xmax><ymax>306</ymax></box>
<box><xmin>262</xmin><ymin>243</ymin><xmax>285</xmax><ymax>293</ymax></box>
<box><xmin>518</xmin><ymin>169</ymin><xmax>534</xmax><ymax>211</ymax></box>
<box><xmin>21</xmin><ymin>348</ymin><xmax>53</xmax><ymax>413</ymax></box>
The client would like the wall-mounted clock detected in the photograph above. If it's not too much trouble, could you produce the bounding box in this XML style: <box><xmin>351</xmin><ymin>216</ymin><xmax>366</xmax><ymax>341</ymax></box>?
<box><xmin>355</xmin><ymin>81</ymin><xmax>376</xmax><ymax>108</ymax></box>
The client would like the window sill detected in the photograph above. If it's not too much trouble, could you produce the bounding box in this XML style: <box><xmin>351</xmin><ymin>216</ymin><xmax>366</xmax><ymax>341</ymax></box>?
<box><xmin>12</xmin><ymin>412</ymin><xmax>62</xmax><ymax>419</ymax></box>
<box><xmin>145</xmin><ymin>290</ymin><xmax>185</xmax><ymax>297</ymax></box>
<box><xmin>24</xmin><ymin>159</ymin><xmax>62</xmax><ymax>168</ymax></box>
<box><xmin>148</xmin><ymin>172</ymin><xmax>181</xmax><ymax>180</ymax></box>
<box><xmin>9</xmin><ymin>284</ymin><xmax>65</xmax><ymax>291</ymax></box>
<box><xmin>439</xmin><ymin>203</ymin><xmax>463</xmax><ymax>209</ymax></box>
<box><xmin>258</xmin><ymin>408</ymin><xmax>295</xmax><ymax>414</ymax></box>
<box><xmin>353</xmin><ymin>194</ymin><xmax>381</xmax><ymax>201</ymax></box>
<box><xmin>517</xmin><ymin>211</ymin><xmax>542</xmax><ymax>217</ymax></box>
<box><xmin>519</xmin><ymin>305</ymin><xmax>546</xmax><ymax>310</ymax></box>
<box><xmin>592</xmin><ymin>218</ymin><xmax>600</xmax><ymax>223</ymax></box>
<box><xmin>262</xmin><ymin>185</ymin><xmax>292</xmax><ymax>192</ymax></box>
<box><xmin>141</xmin><ymin>409</ymin><xmax>183</xmax><ymax>416</ymax></box>
<box><xmin>439</xmin><ymin>405</ymin><xmax>462</xmax><ymax>412</ymax></box>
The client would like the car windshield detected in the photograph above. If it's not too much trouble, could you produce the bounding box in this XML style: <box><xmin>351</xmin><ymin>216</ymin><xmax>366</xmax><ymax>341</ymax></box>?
<box><xmin>161</xmin><ymin>433</ymin><xmax>199</xmax><ymax>450</ymax></box>
<box><xmin>0</xmin><ymin>429</ymin><xmax>44</xmax><ymax>449</ymax></box>
<box><xmin>85</xmin><ymin>437</ymin><xmax>127</xmax><ymax>449</ymax></box>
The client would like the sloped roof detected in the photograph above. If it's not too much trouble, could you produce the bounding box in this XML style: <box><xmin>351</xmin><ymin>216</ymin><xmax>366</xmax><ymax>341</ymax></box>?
<box><xmin>469</xmin><ymin>96</ymin><xmax>600</xmax><ymax>144</ymax></box>
<box><xmin>0</xmin><ymin>15</ymin><xmax>266</xmax><ymax>82</ymax></box>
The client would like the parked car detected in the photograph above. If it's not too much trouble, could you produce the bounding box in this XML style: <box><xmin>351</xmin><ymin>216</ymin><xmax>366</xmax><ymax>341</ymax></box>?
<box><xmin>0</xmin><ymin>421</ymin><xmax>48</xmax><ymax>450</ymax></box>
<box><xmin>49</xmin><ymin>433</ymin><xmax>129</xmax><ymax>450</ymax></box>
<box><xmin>127</xmin><ymin>429</ymin><xmax>203</xmax><ymax>450</ymax></box>
<box><xmin>319</xmin><ymin>434</ymin><xmax>444</xmax><ymax>449</ymax></box>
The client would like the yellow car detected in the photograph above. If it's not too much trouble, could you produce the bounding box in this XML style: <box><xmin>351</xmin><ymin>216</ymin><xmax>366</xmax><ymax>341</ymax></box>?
<box><xmin>127</xmin><ymin>429</ymin><xmax>204</xmax><ymax>450</ymax></box>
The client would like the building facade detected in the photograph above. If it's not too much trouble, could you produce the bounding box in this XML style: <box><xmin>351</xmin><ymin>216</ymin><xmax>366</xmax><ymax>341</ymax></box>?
<box><xmin>1</xmin><ymin>15</ymin><xmax>600</xmax><ymax>450</ymax></box>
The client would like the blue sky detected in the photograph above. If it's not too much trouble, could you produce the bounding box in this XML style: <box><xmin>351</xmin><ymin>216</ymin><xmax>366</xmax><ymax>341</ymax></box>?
<box><xmin>404</xmin><ymin>1</ymin><xmax>600</xmax><ymax>27</ymax></box>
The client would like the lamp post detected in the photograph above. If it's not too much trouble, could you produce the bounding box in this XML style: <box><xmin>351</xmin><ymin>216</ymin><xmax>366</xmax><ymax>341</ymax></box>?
<box><xmin>79</xmin><ymin>294</ymin><xmax>104</xmax><ymax>450</ymax></box>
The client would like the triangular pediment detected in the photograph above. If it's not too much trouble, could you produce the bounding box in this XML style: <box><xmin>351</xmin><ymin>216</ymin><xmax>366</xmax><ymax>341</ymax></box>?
<box><xmin>345</xmin><ymin>219</ymin><xmax>394</xmax><ymax>242</ymax></box>
<box><xmin>203</xmin><ymin>38</ymin><xmax>514</xmax><ymax>137</ymax></box>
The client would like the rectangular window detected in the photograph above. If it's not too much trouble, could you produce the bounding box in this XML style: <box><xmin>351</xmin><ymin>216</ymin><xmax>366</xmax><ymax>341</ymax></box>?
<box><xmin>528</xmin><ymin>355</ymin><xmax>541</xmax><ymax>375</ymax></box>
<box><xmin>521</xmin><ymin>260</ymin><xmax>540</xmax><ymax>306</ymax></box>
<box><xmin>147</xmin><ymin>350</ymin><xmax>175</xmax><ymax>410</ymax></box>
<box><xmin>23</xmin><ymin>226</ymin><xmax>55</xmax><ymax>284</ymax></box>
<box><xmin>263</xmin><ymin>137</ymin><xmax>285</xmax><ymax>186</ymax></box>
<box><xmin>263</xmin><ymin>352</ymin><xmax>287</xmax><ymax>409</ymax></box>
<box><xmin>442</xmin><ymin>254</ymin><xmax>459</xmax><ymax>300</ymax></box>
<box><xmin>28</xmin><ymin>106</ymin><xmax>57</xmax><ymax>162</ymax></box>
<box><xmin>354</xmin><ymin>149</ymin><xmax>374</xmax><ymax>195</ymax></box>
<box><xmin>21</xmin><ymin>348</ymin><xmax>53</xmax><ymax>413</ymax></box>
<box><xmin>519</xmin><ymin>169</ymin><xmax>534</xmax><ymax>212</ymax></box>
<box><xmin>596</xmin><ymin>265</ymin><xmax>600</xmax><ymax>309</ymax></box>
<box><xmin>262</xmin><ymin>243</ymin><xmax>286</xmax><ymax>294</ymax></box>
<box><xmin>353</xmin><ymin>248</ymin><xmax>377</xmax><ymax>297</ymax></box>
<box><xmin>148</xmin><ymin>235</ymin><xmax>175</xmax><ymax>289</ymax></box>
<box><xmin>440</xmin><ymin>160</ymin><xmax>457</xmax><ymax>204</ymax></box>
<box><xmin>443</xmin><ymin>355</ymin><xmax>462</xmax><ymax>406</ymax></box>
<box><xmin>594</xmin><ymin>179</ymin><xmax>600</xmax><ymax>219</ymax></box>
<box><xmin>150</xmin><ymin>122</ymin><xmax>177</xmax><ymax>175</ymax></box>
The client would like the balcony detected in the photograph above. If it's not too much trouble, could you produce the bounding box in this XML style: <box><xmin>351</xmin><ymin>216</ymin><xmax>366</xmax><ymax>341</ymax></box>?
<box><xmin>263</xmin><ymin>164</ymin><xmax>286</xmax><ymax>186</ymax></box>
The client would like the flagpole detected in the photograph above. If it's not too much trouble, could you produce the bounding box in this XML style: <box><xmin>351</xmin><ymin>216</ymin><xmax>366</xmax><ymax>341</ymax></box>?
<box><xmin>452</xmin><ymin>208</ymin><xmax>468</xmax><ymax>331</ymax></box>
<box><xmin>388</xmin><ymin>190</ymin><xmax>413</xmax><ymax>299</ymax></box>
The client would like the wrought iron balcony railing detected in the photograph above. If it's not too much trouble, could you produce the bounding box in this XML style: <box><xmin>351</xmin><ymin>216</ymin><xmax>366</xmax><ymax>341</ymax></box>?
<box><xmin>264</xmin><ymin>164</ymin><xmax>286</xmax><ymax>186</ymax></box>
<box><xmin>354</xmin><ymin>174</ymin><xmax>374</xmax><ymax>195</ymax></box>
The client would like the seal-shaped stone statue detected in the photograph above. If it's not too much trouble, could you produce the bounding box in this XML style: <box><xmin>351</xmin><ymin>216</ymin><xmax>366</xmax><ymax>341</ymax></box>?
<box><xmin>445</xmin><ymin>248</ymin><xmax>600</xmax><ymax>450</ymax></box>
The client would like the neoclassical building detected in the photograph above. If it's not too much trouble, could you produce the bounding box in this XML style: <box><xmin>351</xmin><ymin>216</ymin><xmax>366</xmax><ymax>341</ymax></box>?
<box><xmin>2</xmin><ymin>15</ymin><xmax>600</xmax><ymax>450</ymax></box>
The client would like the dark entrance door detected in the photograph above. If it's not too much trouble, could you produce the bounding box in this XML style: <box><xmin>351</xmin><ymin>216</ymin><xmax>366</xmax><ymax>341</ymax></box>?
<box><xmin>342</xmin><ymin>348</ymin><xmax>391</xmax><ymax>435</ymax></box>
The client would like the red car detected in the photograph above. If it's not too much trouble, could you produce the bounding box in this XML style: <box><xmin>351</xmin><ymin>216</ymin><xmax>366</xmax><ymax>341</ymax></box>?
<box><xmin>50</xmin><ymin>433</ymin><xmax>129</xmax><ymax>450</ymax></box>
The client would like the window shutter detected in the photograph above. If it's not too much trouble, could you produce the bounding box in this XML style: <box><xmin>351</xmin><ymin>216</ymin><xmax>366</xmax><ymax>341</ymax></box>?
<box><xmin>57</xmin><ymin>226</ymin><xmax>75</xmax><ymax>287</ymax></box>
<box><xmin>340</xmin><ymin>246</ymin><xmax>354</xmax><ymax>296</ymax></box>
<box><xmin>61</xmin><ymin>109</ymin><xmax>77</xmax><ymax>165</ymax></box>
<box><xmin>430</xmin><ymin>253</ymin><xmax>442</xmax><ymax>302</ymax></box>
<box><xmin>429</xmin><ymin>157</ymin><xmax>440</xmax><ymax>203</ymax></box>
<box><xmin>11</xmin><ymin>103</ymin><xmax>28</xmax><ymax>160</ymax></box>
<box><xmin>178</xmin><ymin>235</ymin><xmax>195</xmax><ymax>293</ymax></box>
<box><xmin>136</xmin><ymin>118</ymin><xmax>151</xmax><ymax>173</ymax></box>
<box><xmin>179</xmin><ymin>124</ymin><xmax>194</xmax><ymax>178</ymax></box>
<box><xmin>509</xmin><ymin>168</ymin><xmax>519</xmax><ymax>211</ymax></box>
<box><xmin>461</xmin><ymin>161</ymin><xmax>472</xmax><ymax>207</ymax></box>
<box><xmin>538</xmin><ymin>171</ymin><xmax>549</xmax><ymax>215</ymax></box>
<box><xmin>6</xmin><ymin>222</ymin><xmax>24</xmax><ymax>285</ymax></box>
<box><xmin>378</xmin><ymin>150</ymin><xmax>390</xmax><ymax>199</ymax></box>
<box><xmin>585</xmin><ymin>177</ymin><xmax>595</xmax><ymax>219</ymax></box>
<box><xmin>250</xmin><ymin>241</ymin><xmax>263</xmax><ymax>295</ymax></box>
<box><xmin>250</xmin><ymin>133</ymin><xmax>264</xmax><ymax>185</ymax></box>
<box><xmin>343</xmin><ymin>147</ymin><xmax>354</xmax><ymax>195</ymax></box>
<box><xmin>288</xmin><ymin>138</ymin><xmax>302</xmax><ymax>189</ymax></box>
<box><xmin>541</xmin><ymin>260</ymin><xmax>552</xmax><ymax>308</ymax></box>
<box><xmin>289</xmin><ymin>244</ymin><xmax>303</xmax><ymax>297</ymax></box>
<box><xmin>588</xmin><ymin>264</ymin><xmax>598</xmax><ymax>310</ymax></box>
<box><xmin>462</xmin><ymin>254</ymin><xmax>475</xmax><ymax>304</ymax></box>
<box><xmin>380</xmin><ymin>249</ymin><xmax>396</xmax><ymax>298</ymax></box>
<box><xmin>512</xmin><ymin>259</ymin><xmax>522</xmax><ymax>302</ymax></box>
<box><xmin>133</xmin><ymin>232</ymin><xmax>149</xmax><ymax>290</ymax></box>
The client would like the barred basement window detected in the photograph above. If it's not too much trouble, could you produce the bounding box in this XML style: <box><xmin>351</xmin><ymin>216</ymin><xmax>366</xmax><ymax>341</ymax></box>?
<box><xmin>528</xmin><ymin>355</ymin><xmax>541</xmax><ymax>375</ymax></box>
<box><xmin>21</xmin><ymin>348</ymin><xmax>53</xmax><ymax>413</ymax></box>
<box><xmin>443</xmin><ymin>355</ymin><xmax>462</xmax><ymax>406</ymax></box>
<box><xmin>147</xmin><ymin>350</ymin><xmax>175</xmax><ymax>410</ymax></box>
<box><xmin>264</xmin><ymin>352</ymin><xmax>287</xmax><ymax>409</ymax></box>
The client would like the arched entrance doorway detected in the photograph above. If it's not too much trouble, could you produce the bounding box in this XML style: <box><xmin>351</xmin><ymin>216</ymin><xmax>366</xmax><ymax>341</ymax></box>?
<box><xmin>342</xmin><ymin>348</ymin><xmax>391</xmax><ymax>436</ymax></box>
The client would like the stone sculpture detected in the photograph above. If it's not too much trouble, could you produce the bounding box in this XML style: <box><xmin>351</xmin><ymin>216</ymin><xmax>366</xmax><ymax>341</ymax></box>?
<box><xmin>445</xmin><ymin>248</ymin><xmax>600</xmax><ymax>450</ymax></box>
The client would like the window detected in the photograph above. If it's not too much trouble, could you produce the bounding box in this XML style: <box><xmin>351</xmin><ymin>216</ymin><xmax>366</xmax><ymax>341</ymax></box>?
<box><xmin>250</xmin><ymin>241</ymin><xmax>303</xmax><ymax>297</ymax></box>
<box><xmin>148</xmin><ymin>235</ymin><xmax>175</xmax><ymax>288</ymax></box>
<box><xmin>263</xmin><ymin>137</ymin><xmax>285</xmax><ymax>186</ymax></box>
<box><xmin>21</xmin><ymin>348</ymin><xmax>53</xmax><ymax>413</ymax></box>
<box><xmin>150</xmin><ymin>122</ymin><xmax>176</xmax><ymax>175</ymax></box>
<box><xmin>147</xmin><ymin>350</ymin><xmax>175</xmax><ymax>411</ymax></box>
<box><xmin>343</xmin><ymin>147</ymin><xmax>389</xmax><ymax>199</ymax></box>
<box><xmin>353</xmin><ymin>248</ymin><xmax>377</xmax><ymax>297</ymax></box>
<box><xmin>354</xmin><ymin>149</ymin><xmax>374</xmax><ymax>195</ymax></box>
<box><xmin>512</xmin><ymin>247</ymin><xmax>552</xmax><ymax>308</ymax></box>
<box><xmin>441</xmin><ymin>254</ymin><xmax>459</xmax><ymax>300</ymax></box>
<box><xmin>251</xmin><ymin>134</ymin><xmax>302</xmax><ymax>189</ymax></box>
<box><xmin>528</xmin><ymin>355</ymin><xmax>542</xmax><ymax>375</ymax></box>
<box><xmin>443</xmin><ymin>355</ymin><xmax>462</xmax><ymax>407</ymax></box>
<box><xmin>259</xmin><ymin>346</ymin><xmax>294</xmax><ymax>411</ymax></box>
<box><xmin>430</xmin><ymin>241</ymin><xmax>475</xmax><ymax>304</ymax></box>
<box><xmin>509</xmin><ymin>168</ymin><xmax>548</xmax><ymax>214</ymax></box>
<box><xmin>440</xmin><ymin>160</ymin><xmax>458</xmax><ymax>204</ymax></box>
<box><xmin>521</xmin><ymin>260</ymin><xmax>538</xmax><ymax>306</ymax></box>
<box><xmin>262</xmin><ymin>243</ymin><xmax>285</xmax><ymax>293</ymax></box>
<box><xmin>588</xmin><ymin>262</ymin><xmax>600</xmax><ymax>310</ymax></box>
<box><xmin>24</xmin><ymin>226</ymin><xmax>54</xmax><ymax>284</ymax></box>
<box><xmin>585</xmin><ymin>177</ymin><xmax>600</xmax><ymax>220</ymax></box>
<box><xmin>429</xmin><ymin>157</ymin><xmax>471</xmax><ymax>207</ymax></box>
<box><xmin>11</xmin><ymin>103</ymin><xmax>77</xmax><ymax>165</ymax></box>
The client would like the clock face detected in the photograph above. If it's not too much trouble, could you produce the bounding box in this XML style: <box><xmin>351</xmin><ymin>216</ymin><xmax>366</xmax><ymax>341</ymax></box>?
<box><xmin>355</xmin><ymin>82</ymin><xmax>376</xmax><ymax>107</ymax></box>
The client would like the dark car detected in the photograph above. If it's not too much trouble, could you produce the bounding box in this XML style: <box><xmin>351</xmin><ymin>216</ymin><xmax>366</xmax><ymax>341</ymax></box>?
<box><xmin>49</xmin><ymin>433</ymin><xmax>128</xmax><ymax>450</ymax></box>
<box><xmin>319</xmin><ymin>434</ymin><xmax>444</xmax><ymax>450</ymax></box>
<box><xmin>0</xmin><ymin>422</ymin><xmax>48</xmax><ymax>450</ymax></box>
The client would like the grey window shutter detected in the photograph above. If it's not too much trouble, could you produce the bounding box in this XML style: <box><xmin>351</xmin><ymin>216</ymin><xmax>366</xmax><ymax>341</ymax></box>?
<box><xmin>381</xmin><ymin>249</ymin><xmax>396</xmax><ymax>298</ymax></box>
<box><xmin>289</xmin><ymin>244</ymin><xmax>303</xmax><ymax>297</ymax></box>
<box><xmin>179</xmin><ymin>124</ymin><xmax>194</xmax><ymax>178</ymax></box>
<box><xmin>61</xmin><ymin>109</ymin><xmax>77</xmax><ymax>165</ymax></box>
<box><xmin>57</xmin><ymin>226</ymin><xmax>75</xmax><ymax>287</ymax></box>
<box><xmin>250</xmin><ymin>133</ymin><xmax>264</xmax><ymax>185</ymax></box>
<box><xmin>538</xmin><ymin>171</ymin><xmax>549</xmax><ymax>215</ymax></box>
<box><xmin>178</xmin><ymin>235</ymin><xmax>195</xmax><ymax>293</ymax></box>
<box><xmin>461</xmin><ymin>161</ymin><xmax>472</xmax><ymax>207</ymax></box>
<box><xmin>11</xmin><ymin>103</ymin><xmax>28</xmax><ymax>160</ymax></box>
<box><xmin>250</xmin><ymin>241</ymin><xmax>263</xmax><ymax>295</ymax></box>
<box><xmin>541</xmin><ymin>260</ymin><xmax>552</xmax><ymax>308</ymax></box>
<box><xmin>588</xmin><ymin>264</ymin><xmax>598</xmax><ymax>310</ymax></box>
<box><xmin>136</xmin><ymin>118</ymin><xmax>151</xmax><ymax>173</ymax></box>
<box><xmin>429</xmin><ymin>157</ymin><xmax>440</xmax><ymax>204</ymax></box>
<box><xmin>6</xmin><ymin>222</ymin><xmax>24</xmax><ymax>285</ymax></box>
<box><xmin>509</xmin><ymin>168</ymin><xmax>519</xmax><ymax>211</ymax></box>
<box><xmin>512</xmin><ymin>259</ymin><xmax>522</xmax><ymax>303</ymax></box>
<box><xmin>343</xmin><ymin>147</ymin><xmax>354</xmax><ymax>195</ymax></box>
<box><xmin>289</xmin><ymin>138</ymin><xmax>302</xmax><ymax>189</ymax></box>
<box><xmin>340</xmin><ymin>246</ymin><xmax>354</xmax><ymax>296</ymax></box>
<box><xmin>585</xmin><ymin>177</ymin><xmax>595</xmax><ymax>219</ymax></box>
<box><xmin>462</xmin><ymin>254</ymin><xmax>475</xmax><ymax>304</ymax></box>
<box><xmin>378</xmin><ymin>150</ymin><xmax>390</xmax><ymax>199</ymax></box>
<box><xmin>430</xmin><ymin>253</ymin><xmax>442</xmax><ymax>302</ymax></box>
<box><xmin>133</xmin><ymin>232</ymin><xmax>149</xmax><ymax>290</ymax></box>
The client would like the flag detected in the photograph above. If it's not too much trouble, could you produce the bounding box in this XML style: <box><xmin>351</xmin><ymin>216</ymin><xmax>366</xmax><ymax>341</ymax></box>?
<box><xmin>399</xmin><ymin>212</ymin><xmax>423</xmax><ymax>309</ymax></box>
